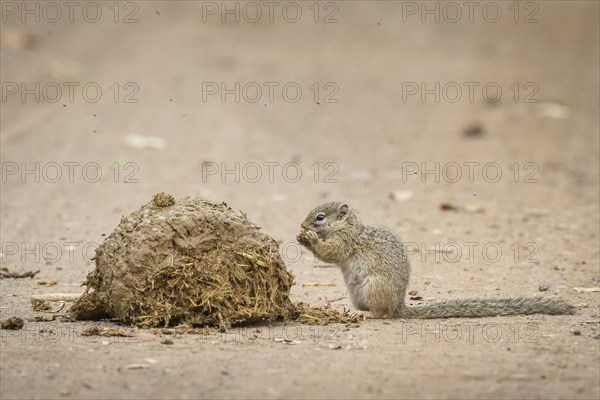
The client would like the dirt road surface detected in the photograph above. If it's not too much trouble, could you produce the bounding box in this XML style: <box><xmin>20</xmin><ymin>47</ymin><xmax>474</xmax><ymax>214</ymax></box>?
<box><xmin>1</xmin><ymin>1</ymin><xmax>599</xmax><ymax>399</ymax></box>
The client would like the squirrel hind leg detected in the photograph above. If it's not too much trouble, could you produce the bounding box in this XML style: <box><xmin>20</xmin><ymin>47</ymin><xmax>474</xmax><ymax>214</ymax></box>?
<box><xmin>352</xmin><ymin>310</ymin><xmax>374</xmax><ymax>320</ymax></box>
<box><xmin>365</xmin><ymin>288</ymin><xmax>400</xmax><ymax>319</ymax></box>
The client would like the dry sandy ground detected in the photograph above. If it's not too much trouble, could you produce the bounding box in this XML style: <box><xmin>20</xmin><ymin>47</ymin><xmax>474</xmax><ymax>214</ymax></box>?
<box><xmin>1</xmin><ymin>1</ymin><xmax>599</xmax><ymax>399</ymax></box>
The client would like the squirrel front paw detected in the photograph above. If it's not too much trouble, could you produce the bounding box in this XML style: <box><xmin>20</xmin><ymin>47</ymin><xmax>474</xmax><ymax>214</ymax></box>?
<box><xmin>297</xmin><ymin>229</ymin><xmax>319</xmax><ymax>247</ymax></box>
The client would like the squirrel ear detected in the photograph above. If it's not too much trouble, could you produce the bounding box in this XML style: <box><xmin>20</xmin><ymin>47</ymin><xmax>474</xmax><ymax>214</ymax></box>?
<box><xmin>338</xmin><ymin>203</ymin><xmax>349</xmax><ymax>219</ymax></box>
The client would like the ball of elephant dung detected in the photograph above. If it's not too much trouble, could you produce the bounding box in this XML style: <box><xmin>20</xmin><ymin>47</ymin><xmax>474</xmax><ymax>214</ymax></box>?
<box><xmin>70</xmin><ymin>193</ymin><xmax>294</xmax><ymax>328</ymax></box>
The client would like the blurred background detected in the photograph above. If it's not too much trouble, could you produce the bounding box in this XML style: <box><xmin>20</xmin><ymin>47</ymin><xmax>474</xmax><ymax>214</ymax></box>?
<box><xmin>2</xmin><ymin>1</ymin><xmax>598</xmax><ymax>242</ymax></box>
<box><xmin>1</xmin><ymin>1</ymin><xmax>599</xmax><ymax>399</ymax></box>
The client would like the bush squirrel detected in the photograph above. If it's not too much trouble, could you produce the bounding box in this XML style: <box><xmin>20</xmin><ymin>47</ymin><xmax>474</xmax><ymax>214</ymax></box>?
<box><xmin>296</xmin><ymin>202</ymin><xmax>575</xmax><ymax>319</ymax></box>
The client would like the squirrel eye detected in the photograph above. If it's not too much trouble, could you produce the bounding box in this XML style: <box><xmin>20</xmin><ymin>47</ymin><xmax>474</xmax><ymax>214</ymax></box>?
<box><xmin>315</xmin><ymin>213</ymin><xmax>326</xmax><ymax>221</ymax></box>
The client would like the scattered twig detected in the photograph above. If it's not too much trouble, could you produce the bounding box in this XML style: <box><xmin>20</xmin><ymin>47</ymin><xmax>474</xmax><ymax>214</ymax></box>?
<box><xmin>303</xmin><ymin>282</ymin><xmax>336</xmax><ymax>287</ymax></box>
<box><xmin>1</xmin><ymin>267</ymin><xmax>40</xmax><ymax>279</ymax></box>
<box><xmin>31</xmin><ymin>293</ymin><xmax>82</xmax><ymax>301</ymax></box>
<box><xmin>37</xmin><ymin>280</ymin><xmax>59</xmax><ymax>286</ymax></box>
<box><xmin>573</xmin><ymin>287</ymin><xmax>600</xmax><ymax>293</ymax></box>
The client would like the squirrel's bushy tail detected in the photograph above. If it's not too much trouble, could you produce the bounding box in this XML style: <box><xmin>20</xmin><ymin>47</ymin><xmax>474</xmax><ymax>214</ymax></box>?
<box><xmin>402</xmin><ymin>297</ymin><xmax>575</xmax><ymax>319</ymax></box>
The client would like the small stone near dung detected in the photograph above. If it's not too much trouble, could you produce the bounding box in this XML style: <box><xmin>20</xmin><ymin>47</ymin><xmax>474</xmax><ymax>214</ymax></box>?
<box><xmin>1</xmin><ymin>317</ymin><xmax>24</xmax><ymax>330</ymax></box>
<box><xmin>538</xmin><ymin>284</ymin><xmax>550</xmax><ymax>292</ymax></box>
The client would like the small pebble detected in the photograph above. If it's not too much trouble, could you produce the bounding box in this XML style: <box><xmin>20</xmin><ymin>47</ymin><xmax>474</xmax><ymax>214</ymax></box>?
<box><xmin>538</xmin><ymin>284</ymin><xmax>550</xmax><ymax>292</ymax></box>
<box><xmin>440</xmin><ymin>202</ymin><xmax>459</xmax><ymax>212</ymax></box>
<box><xmin>463</xmin><ymin>124</ymin><xmax>485</xmax><ymax>138</ymax></box>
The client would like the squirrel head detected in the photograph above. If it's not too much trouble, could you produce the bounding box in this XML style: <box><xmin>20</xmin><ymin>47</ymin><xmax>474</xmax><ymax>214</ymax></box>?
<box><xmin>301</xmin><ymin>202</ymin><xmax>360</xmax><ymax>238</ymax></box>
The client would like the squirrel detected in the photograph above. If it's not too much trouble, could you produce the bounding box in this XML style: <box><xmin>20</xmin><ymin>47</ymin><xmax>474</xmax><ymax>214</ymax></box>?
<box><xmin>296</xmin><ymin>202</ymin><xmax>575</xmax><ymax>319</ymax></box>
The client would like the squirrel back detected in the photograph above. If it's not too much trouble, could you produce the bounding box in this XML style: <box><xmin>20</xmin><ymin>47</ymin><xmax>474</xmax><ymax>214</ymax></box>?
<box><xmin>297</xmin><ymin>202</ymin><xmax>575</xmax><ymax>319</ymax></box>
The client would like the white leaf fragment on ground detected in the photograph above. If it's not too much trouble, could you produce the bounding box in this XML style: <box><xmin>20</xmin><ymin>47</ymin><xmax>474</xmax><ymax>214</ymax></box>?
<box><xmin>389</xmin><ymin>190</ymin><xmax>414</xmax><ymax>202</ymax></box>
<box><xmin>125</xmin><ymin>135</ymin><xmax>167</xmax><ymax>150</ymax></box>
<box><xmin>537</xmin><ymin>103</ymin><xmax>570</xmax><ymax>119</ymax></box>
<box><xmin>464</xmin><ymin>204</ymin><xmax>485</xmax><ymax>214</ymax></box>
